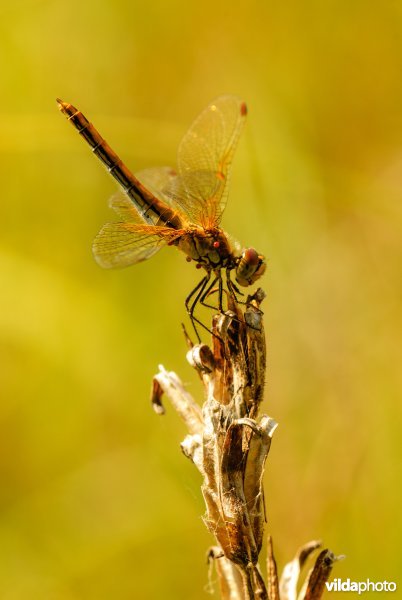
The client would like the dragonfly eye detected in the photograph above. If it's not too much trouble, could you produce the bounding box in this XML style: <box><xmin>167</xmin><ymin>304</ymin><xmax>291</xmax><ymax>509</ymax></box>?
<box><xmin>235</xmin><ymin>247</ymin><xmax>266</xmax><ymax>287</ymax></box>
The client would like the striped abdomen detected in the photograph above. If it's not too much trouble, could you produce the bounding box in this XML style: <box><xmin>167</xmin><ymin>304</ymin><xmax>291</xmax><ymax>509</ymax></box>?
<box><xmin>57</xmin><ymin>99</ymin><xmax>182</xmax><ymax>229</ymax></box>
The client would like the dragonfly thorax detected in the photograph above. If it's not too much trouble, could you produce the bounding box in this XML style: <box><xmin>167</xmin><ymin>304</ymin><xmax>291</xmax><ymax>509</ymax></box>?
<box><xmin>178</xmin><ymin>228</ymin><xmax>233</xmax><ymax>270</ymax></box>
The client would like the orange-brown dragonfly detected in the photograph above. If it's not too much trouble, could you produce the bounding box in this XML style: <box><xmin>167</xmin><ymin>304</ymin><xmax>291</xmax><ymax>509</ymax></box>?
<box><xmin>57</xmin><ymin>95</ymin><xmax>266</xmax><ymax>340</ymax></box>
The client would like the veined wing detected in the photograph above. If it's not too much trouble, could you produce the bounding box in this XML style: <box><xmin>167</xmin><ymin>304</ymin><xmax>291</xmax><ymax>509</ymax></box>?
<box><xmin>93</xmin><ymin>168</ymin><xmax>190</xmax><ymax>268</ymax></box>
<box><xmin>93</xmin><ymin>193</ymin><xmax>167</xmax><ymax>268</ymax></box>
<box><xmin>164</xmin><ymin>96</ymin><xmax>247</xmax><ymax>228</ymax></box>
<box><xmin>132</xmin><ymin>166</ymin><xmax>187</xmax><ymax>227</ymax></box>
<box><xmin>106</xmin><ymin>167</ymin><xmax>183</xmax><ymax>224</ymax></box>
<box><xmin>135</xmin><ymin>166</ymin><xmax>178</xmax><ymax>208</ymax></box>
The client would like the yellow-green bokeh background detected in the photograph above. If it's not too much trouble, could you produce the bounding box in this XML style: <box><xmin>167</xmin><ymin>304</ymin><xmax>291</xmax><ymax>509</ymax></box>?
<box><xmin>1</xmin><ymin>1</ymin><xmax>401</xmax><ymax>598</ymax></box>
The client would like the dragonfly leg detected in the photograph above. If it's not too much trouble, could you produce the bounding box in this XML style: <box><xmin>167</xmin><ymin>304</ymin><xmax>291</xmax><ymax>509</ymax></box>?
<box><xmin>186</xmin><ymin>272</ymin><xmax>230</xmax><ymax>343</ymax></box>
<box><xmin>201</xmin><ymin>273</ymin><xmax>244</xmax><ymax>339</ymax></box>
<box><xmin>185</xmin><ymin>273</ymin><xmax>210</xmax><ymax>312</ymax></box>
<box><xmin>201</xmin><ymin>271</ymin><xmax>243</xmax><ymax>314</ymax></box>
<box><xmin>186</xmin><ymin>271</ymin><xmax>251</xmax><ymax>343</ymax></box>
<box><xmin>185</xmin><ymin>272</ymin><xmax>211</xmax><ymax>343</ymax></box>
<box><xmin>218</xmin><ymin>272</ymin><xmax>223</xmax><ymax>312</ymax></box>
<box><xmin>226</xmin><ymin>268</ymin><xmax>246</xmax><ymax>305</ymax></box>
<box><xmin>199</xmin><ymin>272</ymin><xmax>222</xmax><ymax>312</ymax></box>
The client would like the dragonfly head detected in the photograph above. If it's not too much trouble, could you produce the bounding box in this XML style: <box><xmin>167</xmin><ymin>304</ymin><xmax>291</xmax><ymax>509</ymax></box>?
<box><xmin>235</xmin><ymin>248</ymin><xmax>266</xmax><ymax>287</ymax></box>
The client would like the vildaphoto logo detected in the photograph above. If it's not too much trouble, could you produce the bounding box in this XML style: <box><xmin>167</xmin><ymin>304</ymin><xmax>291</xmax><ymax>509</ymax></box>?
<box><xmin>326</xmin><ymin>578</ymin><xmax>397</xmax><ymax>594</ymax></box>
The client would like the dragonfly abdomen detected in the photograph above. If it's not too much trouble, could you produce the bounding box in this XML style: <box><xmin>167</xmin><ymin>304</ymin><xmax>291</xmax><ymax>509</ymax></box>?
<box><xmin>57</xmin><ymin>99</ymin><xmax>183</xmax><ymax>229</ymax></box>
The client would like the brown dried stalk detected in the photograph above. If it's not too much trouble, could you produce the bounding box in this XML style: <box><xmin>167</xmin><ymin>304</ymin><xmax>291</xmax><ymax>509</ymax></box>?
<box><xmin>151</xmin><ymin>290</ymin><xmax>341</xmax><ymax>599</ymax></box>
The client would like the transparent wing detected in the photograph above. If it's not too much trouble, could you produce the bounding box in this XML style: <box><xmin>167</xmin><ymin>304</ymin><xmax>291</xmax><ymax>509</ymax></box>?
<box><xmin>114</xmin><ymin>166</ymin><xmax>188</xmax><ymax>226</ymax></box>
<box><xmin>169</xmin><ymin>95</ymin><xmax>247</xmax><ymax>227</ymax></box>
<box><xmin>108</xmin><ymin>191</ymin><xmax>143</xmax><ymax>222</ymax></box>
<box><xmin>93</xmin><ymin>220</ymin><xmax>165</xmax><ymax>269</ymax></box>
<box><xmin>110</xmin><ymin>165</ymin><xmax>193</xmax><ymax>226</ymax></box>
<box><xmin>161</xmin><ymin>171</ymin><xmax>224</xmax><ymax>225</ymax></box>
<box><xmin>135</xmin><ymin>166</ymin><xmax>178</xmax><ymax>206</ymax></box>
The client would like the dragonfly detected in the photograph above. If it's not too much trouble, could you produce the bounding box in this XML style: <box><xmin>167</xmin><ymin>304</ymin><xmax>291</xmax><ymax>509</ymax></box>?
<box><xmin>57</xmin><ymin>95</ymin><xmax>266</xmax><ymax>340</ymax></box>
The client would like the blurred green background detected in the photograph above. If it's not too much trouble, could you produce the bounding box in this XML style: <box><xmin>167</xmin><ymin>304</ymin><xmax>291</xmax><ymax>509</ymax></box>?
<box><xmin>1</xmin><ymin>0</ymin><xmax>401</xmax><ymax>598</ymax></box>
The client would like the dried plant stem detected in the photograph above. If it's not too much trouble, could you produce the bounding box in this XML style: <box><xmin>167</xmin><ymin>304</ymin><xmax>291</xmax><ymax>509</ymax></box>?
<box><xmin>151</xmin><ymin>290</ymin><xmax>340</xmax><ymax>599</ymax></box>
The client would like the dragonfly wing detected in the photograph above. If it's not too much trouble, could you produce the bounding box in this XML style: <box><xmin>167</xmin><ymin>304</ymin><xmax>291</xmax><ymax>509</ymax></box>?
<box><xmin>161</xmin><ymin>170</ymin><xmax>224</xmax><ymax>224</ymax></box>
<box><xmin>175</xmin><ymin>95</ymin><xmax>247</xmax><ymax>227</ymax></box>
<box><xmin>135</xmin><ymin>166</ymin><xmax>178</xmax><ymax>205</ymax></box>
<box><xmin>109</xmin><ymin>191</ymin><xmax>145</xmax><ymax>222</ymax></box>
<box><xmin>93</xmin><ymin>221</ymin><xmax>165</xmax><ymax>269</ymax></box>
<box><xmin>110</xmin><ymin>167</ymin><xmax>189</xmax><ymax>227</ymax></box>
